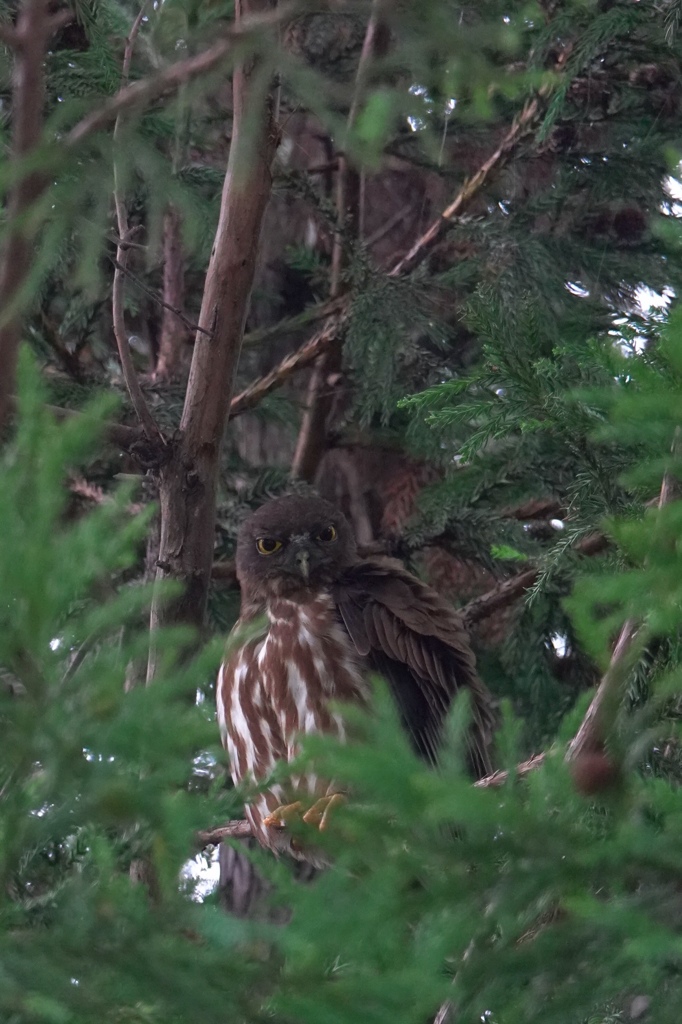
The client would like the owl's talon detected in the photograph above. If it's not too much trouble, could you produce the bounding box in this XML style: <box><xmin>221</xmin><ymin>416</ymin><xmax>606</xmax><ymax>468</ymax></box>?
<box><xmin>263</xmin><ymin>801</ymin><xmax>303</xmax><ymax>829</ymax></box>
<box><xmin>302</xmin><ymin>793</ymin><xmax>346</xmax><ymax>831</ymax></box>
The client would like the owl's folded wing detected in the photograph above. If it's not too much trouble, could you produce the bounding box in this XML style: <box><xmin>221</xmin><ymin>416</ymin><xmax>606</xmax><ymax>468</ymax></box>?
<box><xmin>333</xmin><ymin>559</ymin><xmax>496</xmax><ymax>777</ymax></box>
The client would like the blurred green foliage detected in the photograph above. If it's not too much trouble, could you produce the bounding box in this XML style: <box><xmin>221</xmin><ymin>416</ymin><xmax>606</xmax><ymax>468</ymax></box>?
<box><xmin>4</xmin><ymin>306</ymin><xmax>682</xmax><ymax>1021</ymax></box>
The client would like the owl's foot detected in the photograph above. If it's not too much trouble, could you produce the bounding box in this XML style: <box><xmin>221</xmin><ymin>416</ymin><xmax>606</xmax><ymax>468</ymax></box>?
<box><xmin>302</xmin><ymin>793</ymin><xmax>346</xmax><ymax>831</ymax></box>
<box><xmin>263</xmin><ymin>801</ymin><xmax>303</xmax><ymax>830</ymax></box>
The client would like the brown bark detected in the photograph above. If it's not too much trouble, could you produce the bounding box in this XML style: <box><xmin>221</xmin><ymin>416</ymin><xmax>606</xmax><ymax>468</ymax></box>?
<box><xmin>155</xmin><ymin>205</ymin><xmax>187</xmax><ymax>380</ymax></box>
<box><xmin>291</xmin><ymin>1</ymin><xmax>388</xmax><ymax>482</ymax></box>
<box><xmin>147</xmin><ymin>0</ymin><xmax>278</xmax><ymax>674</ymax></box>
<box><xmin>65</xmin><ymin>3</ymin><xmax>291</xmax><ymax>149</ymax></box>
<box><xmin>461</xmin><ymin>532</ymin><xmax>609</xmax><ymax>627</ymax></box>
<box><xmin>0</xmin><ymin>0</ymin><xmax>68</xmax><ymax>429</ymax></box>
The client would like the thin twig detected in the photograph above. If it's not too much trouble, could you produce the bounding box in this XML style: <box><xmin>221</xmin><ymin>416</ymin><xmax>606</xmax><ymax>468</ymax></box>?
<box><xmin>241</xmin><ymin>295</ymin><xmax>346</xmax><ymax>349</ymax></box>
<box><xmin>229</xmin><ymin>312</ymin><xmax>344</xmax><ymax>418</ymax></box>
<box><xmin>111</xmin><ymin>3</ymin><xmax>164</xmax><ymax>445</ymax></box>
<box><xmin>109</xmin><ymin>257</ymin><xmax>211</xmax><ymax>336</ymax></box>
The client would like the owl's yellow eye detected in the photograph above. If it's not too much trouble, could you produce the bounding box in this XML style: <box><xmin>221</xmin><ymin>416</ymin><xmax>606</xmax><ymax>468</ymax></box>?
<box><xmin>256</xmin><ymin>537</ymin><xmax>283</xmax><ymax>555</ymax></box>
<box><xmin>316</xmin><ymin>525</ymin><xmax>337</xmax><ymax>543</ymax></box>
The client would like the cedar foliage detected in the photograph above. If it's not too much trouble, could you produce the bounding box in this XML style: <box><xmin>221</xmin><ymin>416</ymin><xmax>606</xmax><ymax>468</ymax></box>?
<box><xmin>3</xmin><ymin>0</ymin><xmax>682</xmax><ymax>1021</ymax></box>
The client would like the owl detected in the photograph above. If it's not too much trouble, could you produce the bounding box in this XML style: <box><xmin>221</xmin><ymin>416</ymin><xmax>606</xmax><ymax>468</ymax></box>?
<box><xmin>217</xmin><ymin>495</ymin><xmax>495</xmax><ymax>861</ymax></box>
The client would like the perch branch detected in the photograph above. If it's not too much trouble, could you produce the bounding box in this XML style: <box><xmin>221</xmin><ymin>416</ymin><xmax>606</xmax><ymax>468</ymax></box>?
<box><xmin>195</xmin><ymin>820</ymin><xmax>253</xmax><ymax>846</ymax></box>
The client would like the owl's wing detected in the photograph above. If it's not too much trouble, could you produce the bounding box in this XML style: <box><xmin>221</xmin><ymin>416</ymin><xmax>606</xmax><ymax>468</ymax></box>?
<box><xmin>333</xmin><ymin>559</ymin><xmax>496</xmax><ymax>777</ymax></box>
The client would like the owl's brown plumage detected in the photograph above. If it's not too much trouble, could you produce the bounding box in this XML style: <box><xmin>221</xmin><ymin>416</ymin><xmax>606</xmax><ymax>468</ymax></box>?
<box><xmin>217</xmin><ymin>495</ymin><xmax>496</xmax><ymax>861</ymax></box>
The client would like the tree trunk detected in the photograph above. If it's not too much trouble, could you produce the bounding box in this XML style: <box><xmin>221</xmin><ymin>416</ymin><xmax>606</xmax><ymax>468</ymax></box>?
<box><xmin>147</xmin><ymin>0</ymin><xmax>278</xmax><ymax>672</ymax></box>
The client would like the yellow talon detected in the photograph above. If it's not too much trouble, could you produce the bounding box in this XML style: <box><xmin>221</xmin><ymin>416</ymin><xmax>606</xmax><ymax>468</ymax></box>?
<box><xmin>263</xmin><ymin>801</ymin><xmax>303</xmax><ymax>829</ymax></box>
<box><xmin>302</xmin><ymin>793</ymin><xmax>346</xmax><ymax>831</ymax></box>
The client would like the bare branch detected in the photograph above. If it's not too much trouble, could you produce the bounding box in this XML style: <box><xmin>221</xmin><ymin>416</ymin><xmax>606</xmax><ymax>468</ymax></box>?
<box><xmin>474</xmin><ymin>751</ymin><xmax>547</xmax><ymax>789</ymax></box>
<box><xmin>65</xmin><ymin>3</ymin><xmax>294</xmax><ymax>149</ymax></box>
<box><xmin>155</xmin><ymin>205</ymin><xmax>188</xmax><ymax>379</ymax></box>
<box><xmin>229</xmin><ymin>312</ymin><xmax>344</xmax><ymax>419</ymax></box>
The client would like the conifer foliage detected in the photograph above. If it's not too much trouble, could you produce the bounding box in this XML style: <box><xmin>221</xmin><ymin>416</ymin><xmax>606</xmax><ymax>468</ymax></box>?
<box><xmin>3</xmin><ymin>0</ymin><xmax>682</xmax><ymax>1021</ymax></box>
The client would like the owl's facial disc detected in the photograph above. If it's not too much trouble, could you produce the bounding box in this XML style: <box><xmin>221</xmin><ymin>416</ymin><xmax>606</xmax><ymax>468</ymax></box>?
<box><xmin>236</xmin><ymin>495</ymin><xmax>356</xmax><ymax>601</ymax></box>
<box><xmin>258</xmin><ymin>532</ymin><xmax>330</xmax><ymax>584</ymax></box>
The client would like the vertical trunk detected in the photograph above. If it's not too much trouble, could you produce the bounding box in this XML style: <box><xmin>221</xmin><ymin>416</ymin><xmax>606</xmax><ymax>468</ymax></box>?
<box><xmin>0</xmin><ymin>0</ymin><xmax>54</xmax><ymax>429</ymax></box>
<box><xmin>290</xmin><ymin>3</ymin><xmax>390</xmax><ymax>483</ymax></box>
<box><xmin>290</xmin><ymin>161</ymin><xmax>360</xmax><ymax>482</ymax></box>
<box><xmin>148</xmin><ymin>0</ymin><xmax>278</xmax><ymax>666</ymax></box>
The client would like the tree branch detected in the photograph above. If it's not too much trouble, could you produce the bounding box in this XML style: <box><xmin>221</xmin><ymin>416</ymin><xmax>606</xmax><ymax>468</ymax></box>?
<box><xmin>148</xmin><ymin>0</ymin><xmax>280</xmax><ymax>674</ymax></box>
<box><xmin>461</xmin><ymin>532</ymin><xmax>609</xmax><ymax>627</ymax></box>
<box><xmin>566</xmin><ymin>442</ymin><xmax>679</xmax><ymax>763</ymax></box>
<box><xmin>110</xmin><ymin>4</ymin><xmax>165</xmax><ymax>444</ymax></box>
<box><xmin>290</xmin><ymin>0</ymin><xmax>388</xmax><ymax>481</ymax></box>
<box><xmin>65</xmin><ymin>3</ymin><xmax>293</xmax><ymax>149</ymax></box>
<box><xmin>155</xmin><ymin>204</ymin><xmax>188</xmax><ymax>379</ymax></box>
<box><xmin>195</xmin><ymin>819</ymin><xmax>253</xmax><ymax>846</ymax></box>
<box><xmin>229</xmin><ymin>43</ymin><xmax>574</xmax><ymax>424</ymax></box>
<box><xmin>229</xmin><ymin>311</ymin><xmax>344</xmax><ymax>418</ymax></box>
<box><xmin>112</xmin><ymin>232</ymin><xmax>164</xmax><ymax>442</ymax></box>
<box><xmin>109</xmin><ymin>257</ymin><xmax>211</xmax><ymax>338</ymax></box>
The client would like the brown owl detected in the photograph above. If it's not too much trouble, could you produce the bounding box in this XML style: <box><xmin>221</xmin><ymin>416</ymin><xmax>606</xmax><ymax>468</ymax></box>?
<box><xmin>217</xmin><ymin>495</ymin><xmax>496</xmax><ymax>861</ymax></box>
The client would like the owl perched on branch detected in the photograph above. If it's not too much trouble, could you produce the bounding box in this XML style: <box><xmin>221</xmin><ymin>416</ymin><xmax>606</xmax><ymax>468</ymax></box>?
<box><xmin>217</xmin><ymin>495</ymin><xmax>496</xmax><ymax>861</ymax></box>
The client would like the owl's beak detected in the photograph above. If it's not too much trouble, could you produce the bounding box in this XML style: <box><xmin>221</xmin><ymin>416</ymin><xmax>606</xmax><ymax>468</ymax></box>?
<box><xmin>294</xmin><ymin>548</ymin><xmax>310</xmax><ymax>581</ymax></box>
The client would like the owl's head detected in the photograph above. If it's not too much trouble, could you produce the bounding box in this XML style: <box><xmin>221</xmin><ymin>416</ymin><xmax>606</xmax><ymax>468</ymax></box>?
<box><xmin>235</xmin><ymin>495</ymin><xmax>357</xmax><ymax>600</ymax></box>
